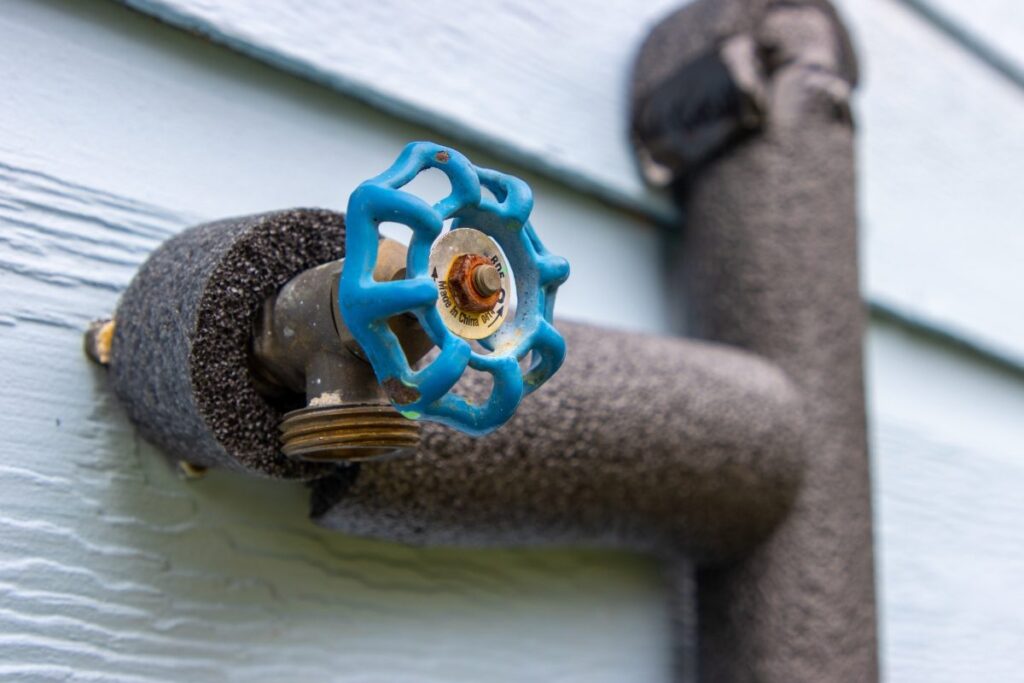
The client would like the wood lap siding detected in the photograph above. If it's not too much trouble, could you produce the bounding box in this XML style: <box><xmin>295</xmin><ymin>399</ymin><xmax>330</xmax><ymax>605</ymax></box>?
<box><xmin>0</xmin><ymin>1</ymin><xmax>1021</xmax><ymax>682</ymax></box>
<box><xmin>867</xmin><ymin>320</ymin><xmax>1024</xmax><ymax>681</ymax></box>
<box><xmin>119</xmin><ymin>0</ymin><xmax>681</xmax><ymax>215</ymax></box>
<box><xmin>850</xmin><ymin>0</ymin><xmax>1024</xmax><ymax>368</ymax></box>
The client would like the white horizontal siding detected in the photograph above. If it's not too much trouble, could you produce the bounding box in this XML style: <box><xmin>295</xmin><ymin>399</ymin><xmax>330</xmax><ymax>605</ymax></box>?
<box><xmin>867</xmin><ymin>319</ymin><xmax>1024</xmax><ymax>682</ymax></box>
<box><xmin>119</xmin><ymin>0</ymin><xmax>680</xmax><ymax>217</ymax></box>
<box><xmin>848</xmin><ymin>0</ymin><xmax>1024</xmax><ymax>369</ymax></box>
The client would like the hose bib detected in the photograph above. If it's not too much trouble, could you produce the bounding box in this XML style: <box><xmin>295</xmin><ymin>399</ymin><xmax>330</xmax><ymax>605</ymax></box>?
<box><xmin>339</xmin><ymin>142</ymin><xmax>570</xmax><ymax>436</ymax></box>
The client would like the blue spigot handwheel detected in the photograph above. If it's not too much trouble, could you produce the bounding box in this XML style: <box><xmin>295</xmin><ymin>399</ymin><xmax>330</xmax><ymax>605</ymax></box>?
<box><xmin>339</xmin><ymin>142</ymin><xmax>570</xmax><ymax>436</ymax></box>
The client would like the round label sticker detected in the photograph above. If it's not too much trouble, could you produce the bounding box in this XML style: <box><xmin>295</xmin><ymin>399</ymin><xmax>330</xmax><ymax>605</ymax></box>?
<box><xmin>428</xmin><ymin>228</ymin><xmax>511</xmax><ymax>340</ymax></box>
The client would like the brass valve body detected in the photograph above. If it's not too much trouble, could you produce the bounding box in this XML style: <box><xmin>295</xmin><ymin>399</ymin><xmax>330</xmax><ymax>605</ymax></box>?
<box><xmin>251</xmin><ymin>238</ymin><xmax>432</xmax><ymax>463</ymax></box>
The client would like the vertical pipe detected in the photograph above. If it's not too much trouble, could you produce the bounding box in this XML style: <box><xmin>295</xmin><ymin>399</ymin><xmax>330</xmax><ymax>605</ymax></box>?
<box><xmin>665</xmin><ymin>7</ymin><xmax>878</xmax><ymax>680</ymax></box>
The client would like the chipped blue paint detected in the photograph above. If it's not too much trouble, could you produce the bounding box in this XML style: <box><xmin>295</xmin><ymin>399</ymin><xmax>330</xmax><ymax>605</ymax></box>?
<box><xmin>340</xmin><ymin>142</ymin><xmax>570</xmax><ymax>435</ymax></box>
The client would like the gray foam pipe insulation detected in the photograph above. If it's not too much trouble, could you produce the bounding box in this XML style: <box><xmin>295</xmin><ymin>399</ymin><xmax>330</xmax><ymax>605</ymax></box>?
<box><xmin>104</xmin><ymin>0</ymin><xmax>876</xmax><ymax>679</ymax></box>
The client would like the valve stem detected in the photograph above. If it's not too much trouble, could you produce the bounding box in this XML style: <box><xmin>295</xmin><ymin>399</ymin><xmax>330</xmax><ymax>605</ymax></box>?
<box><xmin>448</xmin><ymin>253</ymin><xmax>501</xmax><ymax>313</ymax></box>
<box><xmin>472</xmin><ymin>263</ymin><xmax>502</xmax><ymax>298</ymax></box>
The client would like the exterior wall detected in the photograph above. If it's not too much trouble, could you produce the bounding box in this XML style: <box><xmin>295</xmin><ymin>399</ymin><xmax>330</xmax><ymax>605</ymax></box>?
<box><xmin>849</xmin><ymin>0</ymin><xmax>1024</xmax><ymax>367</ymax></box>
<box><xmin>868</xmin><ymin>321</ymin><xmax>1024</xmax><ymax>681</ymax></box>
<box><xmin>0</xmin><ymin>0</ymin><xmax>1021</xmax><ymax>681</ymax></box>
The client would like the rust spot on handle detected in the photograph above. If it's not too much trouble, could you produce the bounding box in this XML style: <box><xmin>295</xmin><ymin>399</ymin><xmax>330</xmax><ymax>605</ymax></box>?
<box><xmin>382</xmin><ymin>377</ymin><xmax>421</xmax><ymax>405</ymax></box>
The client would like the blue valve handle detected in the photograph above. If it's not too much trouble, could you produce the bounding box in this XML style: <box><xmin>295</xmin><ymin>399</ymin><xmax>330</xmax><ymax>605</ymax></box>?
<box><xmin>339</xmin><ymin>142</ymin><xmax>570</xmax><ymax>436</ymax></box>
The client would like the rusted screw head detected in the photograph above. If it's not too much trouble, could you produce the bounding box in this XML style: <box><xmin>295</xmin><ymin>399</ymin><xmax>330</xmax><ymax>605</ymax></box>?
<box><xmin>448</xmin><ymin>253</ymin><xmax>502</xmax><ymax>313</ymax></box>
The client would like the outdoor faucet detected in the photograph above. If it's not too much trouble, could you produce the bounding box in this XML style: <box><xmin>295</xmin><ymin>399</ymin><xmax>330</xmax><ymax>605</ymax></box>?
<box><xmin>86</xmin><ymin>142</ymin><xmax>569</xmax><ymax>472</ymax></box>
